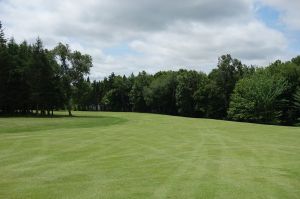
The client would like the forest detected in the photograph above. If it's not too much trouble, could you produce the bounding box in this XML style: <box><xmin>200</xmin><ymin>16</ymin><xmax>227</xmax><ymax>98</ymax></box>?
<box><xmin>0</xmin><ymin>22</ymin><xmax>299</xmax><ymax>125</ymax></box>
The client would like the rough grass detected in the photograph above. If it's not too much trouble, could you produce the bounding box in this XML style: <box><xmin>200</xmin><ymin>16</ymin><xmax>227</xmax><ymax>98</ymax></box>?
<box><xmin>0</xmin><ymin>111</ymin><xmax>299</xmax><ymax>199</ymax></box>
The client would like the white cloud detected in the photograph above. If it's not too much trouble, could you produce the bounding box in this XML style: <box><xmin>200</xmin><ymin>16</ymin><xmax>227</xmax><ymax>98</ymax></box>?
<box><xmin>0</xmin><ymin>0</ymin><xmax>296</xmax><ymax>79</ymax></box>
<box><xmin>259</xmin><ymin>0</ymin><xmax>300</xmax><ymax>30</ymax></box>
<box><xmin>91</xmin><ymin>21</ymin><xmax>287</xmax><ymax>78</ymax></box>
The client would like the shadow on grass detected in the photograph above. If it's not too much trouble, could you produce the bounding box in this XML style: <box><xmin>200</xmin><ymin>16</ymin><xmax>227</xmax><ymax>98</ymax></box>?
<box><xmin>0</xmin><ymin>114</ymin><xmax>128</xmax><ymax>134</ymax></box>
<box><xmin>0</xmin><ymin>114</ymin><xmax>106</xmax><ymax>118</ymax></box>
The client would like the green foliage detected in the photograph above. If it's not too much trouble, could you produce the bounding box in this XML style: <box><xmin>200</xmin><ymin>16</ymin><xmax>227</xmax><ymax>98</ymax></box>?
<box><xmin>144</xmin><ymin>72</ymin><xmax>177</xmax><ymax>114</ymax></box>
<box><xmin>294</xmin><ymin>88</ymin><xmax>300</xmax><ymax>108</ymax></box>
<box><xmin>73</xmin><ymin>78</ymin><xmax>92</xmax><ymax>110</ymax></box>
<box><xmin>292</xmin><ymin>55</ymin><xmax>300</xmax><ymax>66</ymax></box>
<box><xmin>0</xmin><ymin>21</ymin><xmax>6</xmax><ymax>45</ymax></box>
<box><xmin>228</xmin><ymin>70</ymin><xmax>287</xmax><ymax>124</ymax></box>
<box><xmin>267</xmin><ymin>60</ymin><xmax>300</xmax><ymax>124</ymax></box>
<box><xmin>53</xmin><ymin>43</ymin><xmax>92</xmax><ymax>116</ymax></box>
<box><xmin>129</xmin><ymin>71</ymin><xmax>152</xmax><ymax>112</ymax></box>
<box><xmin>0</xmin><ymin>22</ymin><xmax>92</xmax><ymax>116</ymax></box>
<box><xmin>293</xmin><ymin>87</ymin><xmax>300</xmax><ymax>124</ymax></box>
<box><xmin>206</xmin><ymin>54</ymin><xmax>254</xmax><ymax>118</ymax></box>
<box><xmin>175</xmin><ymin>70</ymin><xmax>208</xmax><ymax>117</ymax></box>
<box><xmin>101</xmin><ymin>74</ymin><xmax>132</xmax><ymax>111</ymax></box>
<box><xmin>0</xmin><ymin>21</ymin><xmax>299</xmax><ymax>125</ymax></box>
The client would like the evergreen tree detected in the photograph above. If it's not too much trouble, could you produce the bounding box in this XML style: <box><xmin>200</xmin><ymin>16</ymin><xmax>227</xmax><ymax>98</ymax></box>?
<box><xmin>0</xmin><ymin>22</ymin><xmax>6</xmax><ymax>46</ymax></box>
<box><xmin>129</xmin><ymin>71</ymin><xmax>152</xmax><ymax>112</ymax></box>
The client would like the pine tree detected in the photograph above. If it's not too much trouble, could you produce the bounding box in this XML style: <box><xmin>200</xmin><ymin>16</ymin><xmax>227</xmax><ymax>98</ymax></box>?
<box><xmin>0</xmin><ymin>21</ymin><xmax>6</xmax><ymax>46</ymax></box>
<box><xmin>0</xmin><ymin>21</ymin><xmax>10</xmax><ymax>113</ymax></box>
<box><xmin>293</xmin><ymin>88</ymin><xmax>300</xmax><ymax>124</ymax></box>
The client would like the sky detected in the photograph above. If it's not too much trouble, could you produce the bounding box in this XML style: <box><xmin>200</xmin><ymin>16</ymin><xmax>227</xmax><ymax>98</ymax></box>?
<box><xmin>0</xmin><ymin>0</ymin><xmax>299</xmax><ymax>79</ymax></box>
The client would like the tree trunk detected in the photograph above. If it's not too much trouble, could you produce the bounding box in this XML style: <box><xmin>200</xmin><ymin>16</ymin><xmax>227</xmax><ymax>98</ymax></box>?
<box><xmin>67</xmin><ymin>98</ymin><xmax>72</xmax><ymax>116</ymax></box>
<box><xmin>41</xmin><ymin>109</ymin><xmax>45</xmax><ymax>116</ymax></box>
<box><xmin>68</xmin><ymin>109</ymin><xmax>72</xmax><ymax>116</ymax></box>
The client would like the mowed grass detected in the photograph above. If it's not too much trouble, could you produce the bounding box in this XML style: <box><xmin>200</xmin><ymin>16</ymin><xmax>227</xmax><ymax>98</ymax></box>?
<box><xmin>0</xmin><ymin>112</ymin><xmax>299</xmax><ymax>199</ymax></box>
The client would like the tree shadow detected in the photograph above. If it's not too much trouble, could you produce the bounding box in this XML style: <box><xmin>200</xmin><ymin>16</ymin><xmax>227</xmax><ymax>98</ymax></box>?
<box><xmin>0</xmin><ymin>113</ymin><xmax>114</xmax><ymax>119</ymax></box>
<box><xmin>0</xmin><ymin>113</ymin><xmax>128</xmax><ymax>134</ymax></box>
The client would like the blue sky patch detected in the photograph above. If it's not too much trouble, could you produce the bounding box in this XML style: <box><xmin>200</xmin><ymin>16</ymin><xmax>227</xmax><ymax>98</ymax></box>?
<box><xmin>256</xmin><ymin>4</ymin><xmax>284</xmax><ymax>31</ymax></box>
<box><xmin>256</xmin><ymin>3</ymin><xmax>300</xmax><ymax>53</ymax></box>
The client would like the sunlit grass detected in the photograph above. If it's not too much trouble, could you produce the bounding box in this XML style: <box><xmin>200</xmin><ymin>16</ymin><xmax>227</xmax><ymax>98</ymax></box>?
<box><xmin>0</xmin><ymin>111</ymin><xmax>299</xmax><ymax>199</ymax></box>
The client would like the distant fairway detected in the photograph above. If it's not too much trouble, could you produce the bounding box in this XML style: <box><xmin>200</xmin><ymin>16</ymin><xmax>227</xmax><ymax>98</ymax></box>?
<box><xmin>0</xmin><ymin>112</ymin><xmax>299</xmax><ymax>199</ymax></box>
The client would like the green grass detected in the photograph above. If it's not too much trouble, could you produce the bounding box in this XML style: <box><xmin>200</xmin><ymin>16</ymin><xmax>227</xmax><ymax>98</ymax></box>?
<box><xmin>0</xmin><ymin>112</ymin><xmax>299</xmax><ymax>199</ymax></box>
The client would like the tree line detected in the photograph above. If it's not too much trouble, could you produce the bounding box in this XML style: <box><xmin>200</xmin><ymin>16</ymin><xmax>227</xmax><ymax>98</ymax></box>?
<box><xmin>84</xmin><ymin>56</ymin><xmax>299</xmax><ymax>126</ymax></box>
<box><xmin>0</xmin><ymin>22</ymin><xmax>92</xmax><ymax>116</ymax></box>
<box><xmin>0</xmin><ymin>22</ymin><xmax>299</xmax><ymax>125</ymax></box>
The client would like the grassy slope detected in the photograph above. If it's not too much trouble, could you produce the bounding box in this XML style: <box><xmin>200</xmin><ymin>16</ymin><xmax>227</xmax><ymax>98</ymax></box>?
<box><xmin>0</xmin><ymin>112</ymin><xmax>299</xmax><ymax>199</ymax></box>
